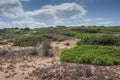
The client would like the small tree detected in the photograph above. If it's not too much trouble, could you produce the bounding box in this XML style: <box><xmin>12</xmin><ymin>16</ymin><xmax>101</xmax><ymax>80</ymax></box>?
<box><xmin>24</xmin><ymin>27</ymin><xmax>30</xmax><ymax>31</ymax></box>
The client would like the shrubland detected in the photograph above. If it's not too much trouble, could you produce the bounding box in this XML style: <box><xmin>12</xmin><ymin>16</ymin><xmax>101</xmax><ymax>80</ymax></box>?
<box><xmin>13</xmin><ymin>35</ymin><xmax>42</xmax><ymax>47</ymax></box>
<box><xmin>60</xmin><ymin>45</ymin><xmax>120</xmax><ymax>66</ymax></box>
<box><xmin>0</xmin><ymin>26</ymin><xmax>120</xmax><ymax>66</ymax></box>
<box><xmin>77</xmin><ymin>35</ymin><xmax>120</xmax><ymax>46</ymax></box>
<box><xmin>0</xmin><ymin>26</ymin><xmax>120</xmax><ymax>45</ymax></box>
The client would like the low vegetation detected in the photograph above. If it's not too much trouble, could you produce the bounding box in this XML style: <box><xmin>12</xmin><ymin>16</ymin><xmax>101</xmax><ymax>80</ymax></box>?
<box><xmin>60</xmin><ymin>45</ymin><xmax>120</xmax><ymax>66</ymax></box>
<box><xmin>77</xmin><ymin>35</ymin><xmax>120</xmax><ymax>46</ymax></box>
<box><xmin>0</xmin><ymin>41</ymin><xmax>8</xmax><ymax>45</ymax></box>
<box><xmin>41</xmin><ymin>39</ymin><xmax>53</xmax><ymax>57</ymax></box>
<box><xmin>0</xmin><ymin>26</ymin><xmax>120</xmax><ymax>45</ymax></box>
<box><xmin>13</xmin><ymin>36</ymin><xmax>42</xmax><ymax>47</ymax></box>
<box><xmin>0</xmin><ymin>26</ymin><xmax>120</xmax><ymax>80</ymax></box>
<box><xmin>0</xmin><ymin>26</ymin><xmax>120</xmax><ymax>66</ymax></box>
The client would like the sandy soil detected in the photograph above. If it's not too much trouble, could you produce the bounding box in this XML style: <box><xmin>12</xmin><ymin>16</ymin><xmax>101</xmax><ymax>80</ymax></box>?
<box><xmin>0</xmin><ymin>39</ymin><xmax>79</xmax><ymax>80</ymax></box>
<box><xmin>0</xmin><ymin>39</ymin><xmax>120</xmax><ymax>80</ymax></box>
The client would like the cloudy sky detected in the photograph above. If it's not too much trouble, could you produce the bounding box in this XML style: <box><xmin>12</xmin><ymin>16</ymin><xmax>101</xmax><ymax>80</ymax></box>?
<box><xmin>0</xmin><ymin>0</ymin><xmax>120</xmax><ymax>28</ymax></box>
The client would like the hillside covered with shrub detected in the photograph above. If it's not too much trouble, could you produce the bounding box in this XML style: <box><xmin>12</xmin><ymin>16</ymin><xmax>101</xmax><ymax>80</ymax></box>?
<box><xmin>0</xmin><ymin>26</ymin><xmax>120</xmax><ymax>46</ymax></box>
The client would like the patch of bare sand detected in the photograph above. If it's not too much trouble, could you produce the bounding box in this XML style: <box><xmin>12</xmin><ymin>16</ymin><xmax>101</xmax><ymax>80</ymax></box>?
<box><xmin>0</xmin><ymin>39</ymin><xmax>79</xmax><ymax>80</ymax></box>
<box><xmin>51</xmin><ymin>39</ymin><xmax>79</xmax><ymax>49</ymax></box>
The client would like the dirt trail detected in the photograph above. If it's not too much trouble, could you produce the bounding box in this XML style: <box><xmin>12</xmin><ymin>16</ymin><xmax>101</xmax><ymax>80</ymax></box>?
<box><xmin>0</xmin><ymin>39</ymin><xmax>79</xmax><ymax>80</ymax></box>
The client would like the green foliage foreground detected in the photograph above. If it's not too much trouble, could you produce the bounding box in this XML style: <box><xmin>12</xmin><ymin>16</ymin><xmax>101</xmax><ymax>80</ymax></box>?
<box><xmin>60</xmin><ymin>45</ymin><xmax>120</xmax><ymax>66</ymax></box>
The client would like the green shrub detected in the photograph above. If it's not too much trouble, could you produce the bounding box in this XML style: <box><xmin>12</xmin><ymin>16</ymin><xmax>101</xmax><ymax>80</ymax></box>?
<box><xmin>41</xmin><ymin>34</ymin><xmax>52</xmax><ymax>39</ymax></box>
<box><xmin>14</xmin><ymin>36</ymin><xmax>42</xmax><ymax>47</ymax></box>
<box><xmin>77</xmin><ymin>35</ymin><xmax>120</xmax><ymax>46</ymax></box>
<box><xmin>60</xmin><ymin>45</ymin><xmax>120</xmax><ymax>66</ymax></box>
<box><xmin>0</xmin><ymin>41</ymin><xmax>8</xmax><ymax>45</ymax></box>
<box><xmin>24</xmin><ymin>27</ymin><xmax>30</xmax><ymax>31</ymax></box>
<box><xmin>51</xmin><ymin>34</ymin><xmax>69</xmax><ymax>42</ymax></box>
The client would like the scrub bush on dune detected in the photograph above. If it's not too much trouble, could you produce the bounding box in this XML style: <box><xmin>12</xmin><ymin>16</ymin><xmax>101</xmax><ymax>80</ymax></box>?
<box><xmin>60</xmin><ymin>45</ymin><xmax>120</xmax><ymax>66</ymax></box>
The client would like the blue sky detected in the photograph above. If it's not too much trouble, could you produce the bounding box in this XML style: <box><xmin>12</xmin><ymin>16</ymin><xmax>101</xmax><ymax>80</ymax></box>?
<box><xmin>0</xmin><ymin>0</ymin><xmax>120</xmax><ymax>28</ymax></box>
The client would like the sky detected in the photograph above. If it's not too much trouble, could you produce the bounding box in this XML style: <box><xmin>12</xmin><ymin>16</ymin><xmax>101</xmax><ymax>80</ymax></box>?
<box><xmin>0</xmin><ymin>0</ymin><xmax>120</xmax><ymax>28</ymax></box>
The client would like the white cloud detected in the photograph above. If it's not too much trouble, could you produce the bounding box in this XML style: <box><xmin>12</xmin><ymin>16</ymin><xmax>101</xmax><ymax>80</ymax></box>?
<box><xmin>0</xmin><ymin>0</ymin><xmax>24</xmax><ymax>18</ymax></box>
<box><xmin>96</xmin><ymin>18</ymin><xmax>104</xmax><ymax>21</ymax></box>
<box><xmin>0</xmin><ymin>1</ymin><xmax>87</xmax><ymax>28</ymax></box>
<box><xmin>96</xmin><ymin>17</ymin><xmax>108</xmax><ymax>21</ymax></box>
<box><xmin>54</xmin><ymin>20</ymin><xmax>65</xmax><ymax>25</ymax></box>
<box><xmin>84</xmin><ymin>18</ymin><xmax>92</xmax><ymax>22</ymax></box>
<box><xmin>0</xmin><ymin>20</ymin><xmax>47</xmax><ymax>29</ymax></box>
<box><xmin>97</xmin><ymin>21</ymin><xmax>113</xmax><ymax>25</ymax></box>
<box><xmin>25</xmin><ymin>2</ymin><xmax>87</xmax><ymax>20</ymax></box>
<box><xmin>0</xmin><ymin>21</ymin><xmax>11</xmax><ymax>28</ymax></box>
<box><xmin>25</xmin><ymin>9</ymin><xmax>55</xmax><ymax>20</ymax></box>
<box><xmin>12</xmin><ymin>20</ymin><xmax>47</xmax><ymax>28</ymax></box>
<box><xmin>19</xmin><ymin>0</ymin><xmax>30</xmax><ymax>2</ymax></box>
<box><xmin>54</xmin><ymin>19</ymin><xmax>70</xmax><ymax>25</ymax></box>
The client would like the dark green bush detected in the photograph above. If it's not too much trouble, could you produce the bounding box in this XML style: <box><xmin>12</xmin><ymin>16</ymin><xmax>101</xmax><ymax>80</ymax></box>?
<box><xmin>24</xmin><ymin>27</ymin><xmax>30</xmax><ymax>31</ymax></box>
<box><xmin>14</xmin><ymin>36</ymin><xmax>42</xmax><ymax>46</ymax></box>
<box><xmin>64</xmin><ymin>32</ymin><xmax>75</xmax><ymax>37</ymax></box>
<box><xmin>41</xmin><ymin>34</ymin><xmax>53</xmax><ymax>39</ymax></box>
<box><xmin>60</xmin><ymin>45</ymin><xmax>120</xmax><ymax>66</ymax></box>
<box><xmin>0</xmin><ymin>41</ymin><xmax>8</xmax><ymax>45</ymax></box>
<box><xmin>77</xmin><ymin>35</ymin><xmax>120</xmax><ymax>46</ymax></box>
<box><xmin>51</xmin><ymin>34</ymin><xmax>69</xmax><ymax>42</ymax></box>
